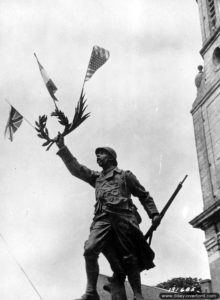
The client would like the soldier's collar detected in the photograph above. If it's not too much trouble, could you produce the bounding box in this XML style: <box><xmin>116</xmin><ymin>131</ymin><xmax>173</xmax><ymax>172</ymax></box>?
<box><xmin>100</xmin><ymin>166</ymin><xmax>122</xmax><ymax>178</ymax></box>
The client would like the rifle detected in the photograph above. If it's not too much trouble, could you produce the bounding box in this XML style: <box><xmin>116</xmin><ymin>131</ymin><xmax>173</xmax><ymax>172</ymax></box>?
<box><xmin>145</xmin><ymin>175</ymin><xmax>188</xmax><ymax>245</ymax></box>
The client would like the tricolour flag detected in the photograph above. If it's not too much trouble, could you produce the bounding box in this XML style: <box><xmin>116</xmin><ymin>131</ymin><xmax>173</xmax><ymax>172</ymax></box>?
<box><xmin>84</xmin><ymin>46</ymin><xmax>110</xmax><ymax>82</ymax></box>
<box><xmin>34</xmin><ymin>53</ymin><xmax>58</xmax><ymax>101</ymax></box>
<box><xmin>4</xmin><ymin>106</ymin><xmax>23</xmax><ymax>141</ymax></box>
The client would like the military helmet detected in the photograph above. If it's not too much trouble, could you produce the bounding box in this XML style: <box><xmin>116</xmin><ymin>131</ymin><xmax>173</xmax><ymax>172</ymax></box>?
<box><xmin>95</xmin><ymin>147</ymin><xmax>117</xmax><ymax>165</ymax></box>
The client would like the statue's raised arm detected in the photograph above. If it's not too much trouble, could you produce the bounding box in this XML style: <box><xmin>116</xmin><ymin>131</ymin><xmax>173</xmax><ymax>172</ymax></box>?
<box><xmin>56</xmin><ymin>133</ymin><xmax>98</xmax><ymax>187</ymax></box>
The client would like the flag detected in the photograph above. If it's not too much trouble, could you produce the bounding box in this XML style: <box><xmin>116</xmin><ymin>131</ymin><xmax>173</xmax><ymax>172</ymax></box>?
<box><xmin>4</xmin><ymin>106</ymin><xmax>23</xmax><ymax>141</ymax></box>
<box><xmin>34</xmin><ymin>53</ymin><xmax>58</xmax><ymax>101</ymax></box>
<box><xmin>84</xmin><ymin>46</ymin><xmax>110</xmax><ymax>82</ymax></box>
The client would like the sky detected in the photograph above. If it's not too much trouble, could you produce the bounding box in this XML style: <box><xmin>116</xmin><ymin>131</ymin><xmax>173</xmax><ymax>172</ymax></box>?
<box><xmin>0</xmin><ymin>0</ymin><xmax>209</xmax><ymax>299</ymax></box>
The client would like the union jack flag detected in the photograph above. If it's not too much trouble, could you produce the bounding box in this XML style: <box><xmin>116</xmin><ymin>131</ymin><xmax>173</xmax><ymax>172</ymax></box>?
<box><xmin>4</xmin><ymin>106</ymin><xmax>23</xmax><ymax>141</ymax></box>
<box><xmin>84</xmin><ymin>46</ymin><xmax>110</xmax><ymax>82</ymax></box>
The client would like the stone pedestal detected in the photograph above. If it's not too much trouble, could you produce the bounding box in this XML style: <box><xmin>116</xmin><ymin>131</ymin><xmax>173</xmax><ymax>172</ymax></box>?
<box><xmin>200</xmin><ymin>279</ymin><xmax>212</xmax><ymax>293</ymax></box>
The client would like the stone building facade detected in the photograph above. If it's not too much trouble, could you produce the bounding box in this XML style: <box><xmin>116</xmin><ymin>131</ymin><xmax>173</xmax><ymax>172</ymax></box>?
<box><xmin>190</xmin><ymin>0</ymin><xmax>220</xmax><ymax>294</ymax></box>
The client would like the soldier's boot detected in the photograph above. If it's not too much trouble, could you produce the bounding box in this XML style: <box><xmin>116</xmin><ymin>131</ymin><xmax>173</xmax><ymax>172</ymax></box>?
<box><xmin>124</xmin><ymin>256</ymin><xmax>144</xmax><ymax>300</ymax></box>
<box><xmin>75</xmin><ymin>255</ymin><xmax>100</xmax><ymax>300</ymax></box>
<box><xmin>103</xmin><ymin>273</ymin><xmax>127</xmax><ymax>300</ymax></box>
<box><xmin>103</xmin><ymin>272</ymin><xmax>126</xmax><ymax>293</ymax></box>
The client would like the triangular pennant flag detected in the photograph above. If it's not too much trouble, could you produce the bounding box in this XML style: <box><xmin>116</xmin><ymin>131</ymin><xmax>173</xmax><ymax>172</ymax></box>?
<box><xmin>34</xmin><ymin>53</ymin><xmax>58</xmax><ymax>102</ymax></box>
<box><xmin>84</xmin><ymin>46</ymin><xmax>110</xmax><ymax>83</ymax></box>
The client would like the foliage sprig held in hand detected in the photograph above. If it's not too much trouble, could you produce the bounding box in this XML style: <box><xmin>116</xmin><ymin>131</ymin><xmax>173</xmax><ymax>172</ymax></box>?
<box><xmin>35</xmin><ymin>115</ymin><xmax>55</xmax><ymax>151</ymax></box>
<box><xmin>35</xmin><ymin>89</ymin><xmax>90</xmax><ymax>151</ymax></box>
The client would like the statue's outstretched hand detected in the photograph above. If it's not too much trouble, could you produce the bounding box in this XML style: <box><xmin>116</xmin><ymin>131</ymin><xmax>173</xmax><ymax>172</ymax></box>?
<box><xmin>56</xmin><ymin>132</ymin><xmax>65</xmax><ymax>149</ymax></box>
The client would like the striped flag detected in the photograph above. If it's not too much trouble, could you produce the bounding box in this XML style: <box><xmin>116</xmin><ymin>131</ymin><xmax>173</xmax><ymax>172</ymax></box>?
<box><xmin>84</xmin><ymin>46</ymin><xmax>110</xmax><ymax>83</ymax></box>
<box><xmin>4</xmin><ymin>106</ymin><xmax>23</xmax><ymax>141</ymax></box>
<box><xmin>34</xmin><ymin>53</ymin><xmax>58</xmax><ymax>102</ymax></box>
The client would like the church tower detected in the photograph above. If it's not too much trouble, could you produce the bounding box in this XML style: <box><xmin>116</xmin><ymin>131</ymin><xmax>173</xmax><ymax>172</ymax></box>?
<box><xmin>190</xmin><ymin>0</ymin><xmax>220</xmax><ymax>293</ymax></box>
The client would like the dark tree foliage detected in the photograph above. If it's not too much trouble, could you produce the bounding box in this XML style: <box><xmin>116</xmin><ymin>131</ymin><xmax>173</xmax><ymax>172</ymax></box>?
<box><xmin>156</xmin><ymin>277</ymin><xmax>203</xmax><ymax>293</ymax></box>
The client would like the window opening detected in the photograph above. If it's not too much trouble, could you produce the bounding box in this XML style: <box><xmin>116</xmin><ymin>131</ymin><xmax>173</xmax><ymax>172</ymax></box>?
<box><xmin>207</xmin><ymin>0</ymin><xmax>217</xmax><ymax>29</ymax></box>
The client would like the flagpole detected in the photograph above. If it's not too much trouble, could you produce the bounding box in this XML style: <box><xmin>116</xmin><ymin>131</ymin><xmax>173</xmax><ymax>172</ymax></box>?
<box><xmin>78</xmin><ymin>76</ymin><xmax>86</xmax><ymax>102</ymax></box>
<box><xmin>5</xmin><ymin>99</ymin><xmax>35</xmax><ymax>129</ymax></box>
<box><xmin>53</xmin><ymin>98</ymin><xmax>58</xmax><ymax>111</ymax></box>
<box><xmin>0</xmin><ymin>233</ymin><xmax>44</xmax><ymax>300</ymax></box>
<box><xmin>81</xmin><ymin>66</ymin><xmax>88</xmax><ymax>93</ymax></box>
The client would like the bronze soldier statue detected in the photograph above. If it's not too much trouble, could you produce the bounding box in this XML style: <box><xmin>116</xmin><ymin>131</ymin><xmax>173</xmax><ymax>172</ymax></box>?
<box><xmin>55</xmin><ymin>134</ymin><xmax>161</xmax><ymax>300</ymax></box>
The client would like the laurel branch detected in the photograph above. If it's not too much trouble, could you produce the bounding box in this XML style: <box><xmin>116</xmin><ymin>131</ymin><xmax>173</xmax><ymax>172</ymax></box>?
<box><xmin>35</xmin><ymin>89</ymin><xmax>90</xmax><ymax>151</ymax></box>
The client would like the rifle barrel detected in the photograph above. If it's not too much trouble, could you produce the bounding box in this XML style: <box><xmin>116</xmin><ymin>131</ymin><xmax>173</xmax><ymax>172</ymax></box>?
<box><xmin>181</xmin><ymin>175</ymin><xmax>188</xmax><ymax>184</ymax></box>
<box><xmin>144</xmin><ymin>175</ymin><xmax>188</xmax><ymax>241</ymax></box>
<box><xmin>160</xmin><ymin>175</ymin><xmax>188</xmax><ymax>218</ymax></box>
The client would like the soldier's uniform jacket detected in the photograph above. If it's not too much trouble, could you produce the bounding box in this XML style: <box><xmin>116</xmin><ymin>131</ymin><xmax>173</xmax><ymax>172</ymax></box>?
<box><xmin>57</xmin><ymin>146</ymin><xmax>159</xmax><ymax>221</ymax></box>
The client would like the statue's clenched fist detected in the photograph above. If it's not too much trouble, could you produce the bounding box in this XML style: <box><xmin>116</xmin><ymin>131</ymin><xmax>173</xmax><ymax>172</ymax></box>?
<box><xmin>151</xmin><ymin>214</ymin><xmax>161</xmax><ymax>230</ymax></box>
<box><xmin>56</xmin><ymin>132</ymin><xmax>65</xmax><ymax>149</ymax></box>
